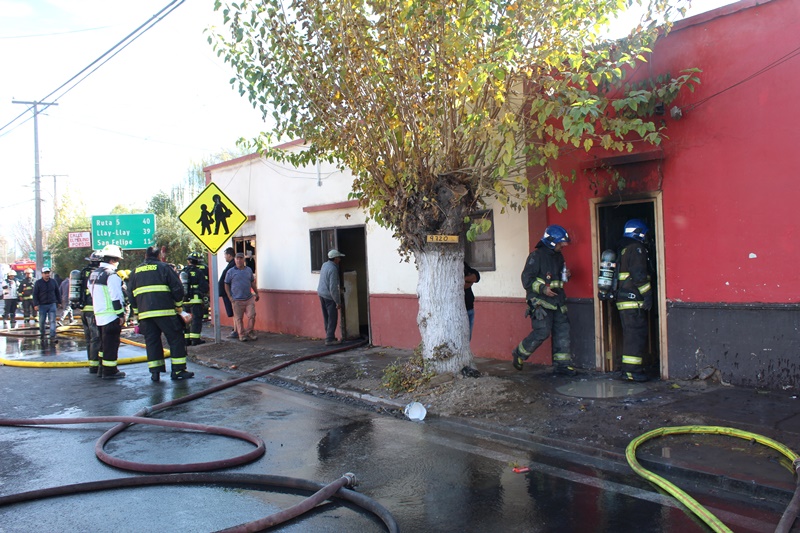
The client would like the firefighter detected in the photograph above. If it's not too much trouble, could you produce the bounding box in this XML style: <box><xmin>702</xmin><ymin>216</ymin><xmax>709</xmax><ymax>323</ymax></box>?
<box><xmin>78</xmin><ymin>252</ymin><xmax>102</xmax><ymax>374</ymax></box>
<box><xmin>182</xmin><ymin>251</ymin><xmax>208</xmax><ymax>346</ymax></box>
<box><xmin>615</xmin><ymin>219</ymin><xmax>653</xmax><ymax>382</ymax></box>
<box><xmin>512</xmin><ymin>225</ymin><xmax>576</xmax><ymax>376</ymax></box>
<box><xmin>19</xmin><ymin>269</ymin><xmax>35</xmax><ymax>323</ymax></box>
<box><xmin>127</xmin><ymin>246</ymin><xmax>194</xmax><ymax>382</ymax></box>
<box><xmin>89</xmin><ymin>245</ymin><xmax>126</xmax><ymax>379</ymax></box>
<box><xmin>2</xmin><ymin>272</ymin><xmax>19</xmax><ymax>325</ymax></box>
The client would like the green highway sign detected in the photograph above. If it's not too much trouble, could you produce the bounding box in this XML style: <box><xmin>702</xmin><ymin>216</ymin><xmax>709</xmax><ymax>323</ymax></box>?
<box><xmin>92</xmin><ymin>214</ymin><xmax>156</xmax><ymax>249</ymax></box>
<box><xmin>28</xmin><ymin>251</ymin><xmax>52</xmax><ymax>269</ymax></box>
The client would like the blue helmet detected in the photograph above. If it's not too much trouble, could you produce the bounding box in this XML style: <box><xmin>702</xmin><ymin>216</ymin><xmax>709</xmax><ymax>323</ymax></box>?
<box><xmin>541</xmin><ymin>225</ymin><xmax>571</xmax><ymax>249</ymax></box>
<box><xmin>623</xmin><ymin>219</ymin><xmax>649</xmax><ymax>243</ymax></box>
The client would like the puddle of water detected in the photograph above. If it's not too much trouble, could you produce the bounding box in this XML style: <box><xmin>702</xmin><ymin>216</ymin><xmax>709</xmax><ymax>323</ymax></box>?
<box><xmin>556</xmin><ymin>380</ymin><xmax>646</xmax><ymax>398</ymax></box>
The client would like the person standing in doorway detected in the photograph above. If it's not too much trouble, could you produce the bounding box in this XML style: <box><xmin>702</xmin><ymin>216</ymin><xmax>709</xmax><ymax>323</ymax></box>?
<box><xmin>317</xmin><ymin>249</ymin><xmax>344</xmax><ymax>346</ymax></box>
<box><xmin>512</xmin><ymin>225</ymin><xmax>576</xmax><ymax>376</ymax></box>
<box><xmin>224</xmin><ymin>252</ymin><xmax>259</xmax><ymax>342</ymax></box>
<box><xmin>615</xmin><ymin>219</ymin><xmax>653</xmax><ymax>382</ymax></box>
<box><xmin>218</xmin><ymin>247</ymin><xmax>237</xmax><ymax>338</ymax></box>
<box><xmin>464</xmin><ymin>262</ymin><xmax>480</xmax><ymax>341</ymax></box>
<box><xmin>33</xmin><ymin>267</ymin><xmax>61</xmax><ymax>343</ymax></box>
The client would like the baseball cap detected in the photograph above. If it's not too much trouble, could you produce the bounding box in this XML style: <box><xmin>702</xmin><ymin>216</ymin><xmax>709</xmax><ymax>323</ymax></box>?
<box><xmin>235</xmin><ymin>252</ymin><xmax>245</xmax><ymax>258</ymax></box>
<box><xmin>42</xmin><ymin>267</ymin><xmax>51</xmax><ymax>273</ymax></box>
<box><xmin>327</xmin><ymin>249</ymin><xmax>345</xmax><ymax>259</ymax></box>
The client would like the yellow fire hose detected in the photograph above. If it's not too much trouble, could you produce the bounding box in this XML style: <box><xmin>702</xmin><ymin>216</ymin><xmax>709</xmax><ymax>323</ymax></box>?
<box><xmin>627</xmin><ymin>425</ymin><xmax>800</xmax><ymax>533</ymax></box>
<box><xmin>0</xmin><ymin>324</ymin><xmax>170</xmax><ymax>368</ymax></box>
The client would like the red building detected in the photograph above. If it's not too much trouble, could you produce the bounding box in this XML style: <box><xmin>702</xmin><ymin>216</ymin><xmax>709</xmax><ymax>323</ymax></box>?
<box><xmin>206</xmin><ymin>0</ymin><xmax>797</xmax><ymax>390</ymax></box>
<box><xmin>543</xmin><ymin>0</ymin><xmax>799</xmax><ymax>388</ymax></box>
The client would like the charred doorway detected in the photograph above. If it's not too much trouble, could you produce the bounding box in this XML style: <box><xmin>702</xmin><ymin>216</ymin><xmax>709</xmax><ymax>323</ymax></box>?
<box><xmin>335</xmin><ymin>227</ymin><xmax>369</xmax><ymax>340</ymax></box>
<box><xmin>592</xmin><ymin>195</ymin><xmax>666</xmax><ymax>378</ymax></box>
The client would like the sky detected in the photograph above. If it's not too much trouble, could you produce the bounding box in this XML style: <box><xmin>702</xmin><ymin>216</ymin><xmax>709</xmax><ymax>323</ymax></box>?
<box><xmin>0</xmin><ymin>0</ymin><xmax>269</xmax><ymax>248</ymax></box>
<box><xmin>0</xmin><ymin>0</ymin><xmax>737</xmax><ymax>257</ymax></box>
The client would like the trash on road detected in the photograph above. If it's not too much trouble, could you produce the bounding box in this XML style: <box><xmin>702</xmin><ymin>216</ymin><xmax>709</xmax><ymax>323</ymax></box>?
<box><xmin>404</xmin><ymin>402</ymin><xmax>427</xmax><ymax>421</ymax></box>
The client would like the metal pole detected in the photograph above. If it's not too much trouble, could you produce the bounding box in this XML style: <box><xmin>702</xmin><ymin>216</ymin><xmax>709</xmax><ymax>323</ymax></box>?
<box><xmin>33</xmin><ymin>103</ymin><xmax>42</xmax><ymax>276</ymax></box>
<box><xmin>12</xmin><ymin>100</ymin><xmax>58</xmax><ymax>277</ymax></box>
<box><xmin>210</xmin><ymin>251</ymin><xmax>221</xmax><ymax>343</ymax></box>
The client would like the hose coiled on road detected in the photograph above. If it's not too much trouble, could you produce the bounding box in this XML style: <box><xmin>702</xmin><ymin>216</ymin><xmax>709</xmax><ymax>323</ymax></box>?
<box><xmin>0</xmin><ymin>337</ymin><xmax>399</xmax><ymax>531</ymax></box>
<box><xmin>627</xmin><ymin>425</ymin><xmax>800</xmax><ymax>533</ymax></box>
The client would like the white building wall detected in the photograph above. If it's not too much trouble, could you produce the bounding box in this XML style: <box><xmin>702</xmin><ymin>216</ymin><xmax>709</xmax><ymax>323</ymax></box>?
<box><xmin>209</xmin><ymin>150</ymin><xmax>529</xmax><ymax>299</ymax></box>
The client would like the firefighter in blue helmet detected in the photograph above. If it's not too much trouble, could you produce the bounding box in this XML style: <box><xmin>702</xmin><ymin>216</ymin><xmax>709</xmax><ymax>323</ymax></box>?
<box><xmin>512</xmin><ymin>225</ymin><xmax>576</xmax><ymax>376</ymax></box>
<box><xmin>615</xmin><ymin>219</ymin><xmax>653</xmax><ymax>382</ymax></box>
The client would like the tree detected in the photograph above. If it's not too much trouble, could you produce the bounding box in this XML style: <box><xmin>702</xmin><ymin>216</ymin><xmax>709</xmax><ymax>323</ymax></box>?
<box><xmin>210</xmin><ymin>0</ymin><xmax>698</xmax><ymax>374</ymax></box>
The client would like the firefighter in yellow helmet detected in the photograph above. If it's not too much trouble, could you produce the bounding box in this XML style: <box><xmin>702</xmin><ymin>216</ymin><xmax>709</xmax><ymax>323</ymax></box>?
<box><xmin>89</xmin><ymin>245</ymin><xmax>126</xmax><ymax>378</ymax></box>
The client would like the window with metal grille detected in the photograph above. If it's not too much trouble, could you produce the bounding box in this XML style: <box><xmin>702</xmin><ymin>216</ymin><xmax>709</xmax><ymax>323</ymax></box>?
<box><xmin>310</xmin><ymin>228</ymin><xmax>336</xmax><ymax>271</ymax></box>
<box><xmin>464</xmin><ymin>210</ymin><xmax>495</xmax><ymax>271</ymax></box>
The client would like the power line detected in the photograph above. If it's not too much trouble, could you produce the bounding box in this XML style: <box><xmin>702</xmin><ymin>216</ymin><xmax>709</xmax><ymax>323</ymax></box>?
<box><xmin>0</xmin><ymin>0</ymin><xmax>186</xmax><ymax>135</ymax></box>
<box><xmin>0</xmin><ymin>26</ymin><xmax>110</xmax><ymax>40</ymax></box>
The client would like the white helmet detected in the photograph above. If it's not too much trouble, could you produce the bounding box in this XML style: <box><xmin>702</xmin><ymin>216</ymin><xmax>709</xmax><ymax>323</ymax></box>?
<box><xmin>100</xmin><ymin>244</ymin><xmax>124</xmax><ymax>260</ymax></box>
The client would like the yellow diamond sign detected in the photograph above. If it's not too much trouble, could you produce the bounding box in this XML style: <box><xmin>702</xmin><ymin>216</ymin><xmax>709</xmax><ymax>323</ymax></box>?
<box><xmin>179</xmin><ymin>183</ymin><xmax>247</xmax><ymax>253</ymax></box>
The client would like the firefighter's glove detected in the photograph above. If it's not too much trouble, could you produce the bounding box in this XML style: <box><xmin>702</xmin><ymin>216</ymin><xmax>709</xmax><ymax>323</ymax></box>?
<box><xmin>534</xmin><ymin>306</ymin><xmax>547</xmax><ymax>321</ymax></box>
<box><xmin>641</xmin><ymin>293</ymin><xmax>653</xmax><ymax>312</ymax></box>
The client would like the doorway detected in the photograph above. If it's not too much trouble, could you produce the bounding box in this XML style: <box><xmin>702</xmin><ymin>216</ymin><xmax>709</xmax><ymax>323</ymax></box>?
<box><xmin>591</xmin><ymin>194</ymin><xmax>667</xmax><ymax>378</ymax></box>
<box><xmin>332</xmin><ymin>226</ymin><xmax>370</xmax><ymax>340</ymax></box>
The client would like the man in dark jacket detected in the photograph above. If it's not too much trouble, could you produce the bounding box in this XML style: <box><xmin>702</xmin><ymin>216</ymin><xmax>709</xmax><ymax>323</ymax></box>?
<box><xmin>615</xmin><ymin>219</ymin><xmax>653</xmax><ymax>382</ymax></box>
<box><xmin>218</xmin><ymin>247</ymin><xmax>237</xmax><ymax>338</ymax></box>
<box><xmin>512</xmin><ymin>225</ymin><xmax>576</xmax><ymax>376</ymax></box>
<box><xmin>127</xmin><ymin>246</ymin><xmax>194</xmax><ymax>382</ymax></box>
<box><xmin>33</xmin><ymin>267</ymin><xmax>61</xmax><ymax>342</ymax></box>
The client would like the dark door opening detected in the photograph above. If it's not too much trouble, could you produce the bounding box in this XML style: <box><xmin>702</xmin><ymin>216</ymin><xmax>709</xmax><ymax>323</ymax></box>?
<box><xmin>233</xmin><ymin>237</ymin><xmax>256</xmax><ymax>274</ymax></box>
<box><xmin>334</xmin><ymin>227</ymin><xmax>370</xmax><ymax>340</ymax></box>
<box><xmin>596</xmin><ymin>201</ymin><xmax>661</xmax><ymax>375</ymax></box>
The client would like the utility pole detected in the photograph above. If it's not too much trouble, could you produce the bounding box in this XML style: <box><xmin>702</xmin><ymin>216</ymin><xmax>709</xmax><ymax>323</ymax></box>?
<box><xmin>12</xmin><ymin>100</ymin><xmax>58</xmax><ymax>276</ymax></box>
<box><xmin>43</xmin><ymin>174</ymin><xmax>69</xmax><ymax>225</ymax></box>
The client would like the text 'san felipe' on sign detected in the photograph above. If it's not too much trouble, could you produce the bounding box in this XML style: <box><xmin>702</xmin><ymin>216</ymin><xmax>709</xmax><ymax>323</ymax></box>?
<box><xmin>179</xmin><ymin>182</ymin><xmax>247</xmax><ymax>253</ymax></box>
<box><xmin>91</xmin><ymin>214</ymin><xmax>156</xmax><ymax>249</ymax></box>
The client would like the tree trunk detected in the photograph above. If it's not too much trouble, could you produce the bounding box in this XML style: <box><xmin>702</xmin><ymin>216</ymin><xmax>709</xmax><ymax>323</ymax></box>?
<box><xmin>415</xmin><ymin>243</ymin><xmax>474</xmax><ymax>374</ymax></box>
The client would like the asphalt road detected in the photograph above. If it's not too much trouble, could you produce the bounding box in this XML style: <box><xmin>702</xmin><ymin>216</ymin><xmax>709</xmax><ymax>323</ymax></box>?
<box><xmin>0</xmin><ymin>334</ymin><xmax>784</xmax><ymax>532</ymax></box>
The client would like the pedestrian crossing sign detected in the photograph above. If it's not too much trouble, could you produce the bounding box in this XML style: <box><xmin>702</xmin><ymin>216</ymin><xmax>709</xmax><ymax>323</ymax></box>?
<box><xmin>179</xmin><ymin>182</ymin><xmax>247</xmax><ymax>253</ymax></box>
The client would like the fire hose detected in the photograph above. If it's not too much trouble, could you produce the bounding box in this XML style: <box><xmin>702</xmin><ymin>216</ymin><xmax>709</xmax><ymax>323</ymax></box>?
<box><xmin>0</xmin><ymin>337</ymin><xmax>399</xmax><ymax>532</ymax></box>
<box><xmin>627</xmin><ymin>425</ymin><xmax>800</xmax><ymax>533</ymax></box>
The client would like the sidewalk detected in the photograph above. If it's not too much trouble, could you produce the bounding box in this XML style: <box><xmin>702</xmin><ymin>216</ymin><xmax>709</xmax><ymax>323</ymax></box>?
<box><xmin>188</xmin><ymin>325</ymin><xmax>800</xmax><ymax>509</ymax></box>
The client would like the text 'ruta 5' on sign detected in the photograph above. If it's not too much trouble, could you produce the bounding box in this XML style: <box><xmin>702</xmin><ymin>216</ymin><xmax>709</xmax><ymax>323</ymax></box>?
<box><xmin>179</xmin><ymin>182</ymin><xmax>247</xmax><ymax>253</ymax></box>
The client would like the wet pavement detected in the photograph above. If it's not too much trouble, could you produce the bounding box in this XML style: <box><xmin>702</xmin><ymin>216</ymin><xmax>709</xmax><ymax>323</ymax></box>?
<box><xmin>180</xmin><ymin>323</ymin><xmax>800</xmax><ymax>512</ymax></box>
<box><xmin>1</xmin><ymin>319</ymin><xmax>799</xmax><ymax>531</ymax></box>
<box><xmin>0</xmin><ymin>329</ymin><xmax>743</xmax><ymax>532</ymax></box>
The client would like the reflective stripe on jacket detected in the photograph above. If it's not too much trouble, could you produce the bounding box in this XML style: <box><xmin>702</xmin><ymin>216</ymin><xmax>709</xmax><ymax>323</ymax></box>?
<box><xmin>127</xmin><ymin>259</ymin><xmax>184</xmax><ymax>320</ymax></box>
